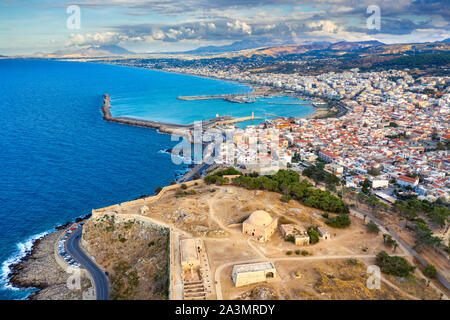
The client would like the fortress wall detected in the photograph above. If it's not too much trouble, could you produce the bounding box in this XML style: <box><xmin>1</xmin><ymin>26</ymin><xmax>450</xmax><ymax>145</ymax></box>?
<box><xmin>90</xmin><ymin>211</ymin><xmax>169</xmax><ymax>233</ymax></box>
<box><xmin>92</xmin><ymin>204</ymin><xmax>120</xmax><ymax>213</ymax></box>
<box><xmin>92</xmin><ymin>179</ymin><xmax>204</xmax><ymax>214</ymax></box>
<box><xmin>119</xmin><ymin>198</ymin><xmax>145</xmax><ymax>207</ymax></box>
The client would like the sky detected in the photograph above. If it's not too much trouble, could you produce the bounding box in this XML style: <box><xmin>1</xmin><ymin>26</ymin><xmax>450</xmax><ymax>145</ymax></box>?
<box><xmin>0</xmin><ymin>0</ymin><xmax>449</xmax><ymax>55</ymax></box>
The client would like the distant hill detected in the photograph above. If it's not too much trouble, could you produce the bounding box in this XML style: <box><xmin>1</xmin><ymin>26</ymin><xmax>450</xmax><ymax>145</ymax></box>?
<box><xmin>182</xmin><ymin>40</ymin><xmax>384</xmax><ymax>57</ymax></box>
<box><xmin>213</xmin><ymin>40</ymin><xmax>449</xmax><ymax>58</ymax></box>
<box><xmin>234</xmin><ymin>41</ymin><xmax>384</xmax><ymax>58</ymax></box>
<box><xmin>365</xmin><ymin>41</ymin><xmax>450</xmax><ymax>55</ymax></box>
<box><xmin>329</xmin><ymin>40</ymin><xmax>384</xmax><ymax>50</ymax></box>
<box><xmin>34</xmin><ymin>45</ymin><xmax>134</xmax><ymax>58</ymax></box>
<box><xmin>182</xmin><ymin>38</ymin><xmax>293</xmax><ymax>54</ymax></box>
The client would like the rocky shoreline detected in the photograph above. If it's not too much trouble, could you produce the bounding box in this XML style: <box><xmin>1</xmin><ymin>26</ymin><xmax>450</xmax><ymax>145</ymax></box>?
<box><xmin>6</xmin><ymin>216</ymin><xmax>91</xmax><ymax>300</ymax></box>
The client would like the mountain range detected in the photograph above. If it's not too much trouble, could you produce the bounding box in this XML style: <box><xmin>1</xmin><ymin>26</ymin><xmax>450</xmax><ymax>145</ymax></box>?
<box><xmin>25</xmin><ymin>38</ymin><xmax>450</xmax><ymax>59</ymax></box>
<box><xmin>33</xmin><ymin>45</ymin><xmax>134</xmax><ymax>58</ymax></box>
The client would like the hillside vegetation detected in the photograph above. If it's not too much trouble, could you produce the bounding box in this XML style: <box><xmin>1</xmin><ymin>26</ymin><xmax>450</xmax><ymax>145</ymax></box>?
<box><xmin>83</xmin><ymin>214</ymin><xmax>169</xmax><ymax>300</ymax></box>
<box><xmin>206</xmin><ymin>169</ymin><xmax>349</xmax><ymax>214</ymax></box>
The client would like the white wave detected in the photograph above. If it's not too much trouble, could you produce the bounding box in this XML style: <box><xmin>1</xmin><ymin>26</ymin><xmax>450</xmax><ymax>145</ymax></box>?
<box><xmin>0</xmin><ymin>229</ymin><xmax>53</xmax><ymax>291</ymax></box>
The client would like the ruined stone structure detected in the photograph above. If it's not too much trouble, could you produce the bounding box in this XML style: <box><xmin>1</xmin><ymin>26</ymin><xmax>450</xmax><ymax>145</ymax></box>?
<box><xmin>242</xmin><ymin>210</ymin><xmax>278</xmax><ymax>242</ymax></box>
<box><xmin>232</xmin><ymin>262</ymin><xmax>277</xmax><ymax>287</ymax></box>
<box><xmin>317</xmin><ymin>227</ymin><xmax>331</xmax><ymax>240</ymax></box>
<box><xmin>180</xmin><ymin>238</ymin><xmax>201</xmax><ymax>276</ymax></box>
<box><xmin>279</xmin><ymin>224</ymin><xmax>310</xmax><ymax>246</ymax></box>
<box><xmin>180</xmin><ymin>238</ymin><xmax>208</xmax><ymax>300</ymax></box>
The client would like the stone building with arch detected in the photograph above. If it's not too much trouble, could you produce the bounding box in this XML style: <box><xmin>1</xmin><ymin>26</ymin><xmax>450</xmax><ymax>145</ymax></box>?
<box><xmin>232</xmin><ymin>262</ymin><xmax>277</xmax><ymax>287</ymax></box>
<box><xmin>242</xmin><ymin>210</ymin><xmax>278</xmax><ymax>242</ymax></box>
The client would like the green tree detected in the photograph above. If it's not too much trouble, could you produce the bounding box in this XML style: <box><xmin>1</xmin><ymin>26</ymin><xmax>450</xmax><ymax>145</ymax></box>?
<box><xmin>366</xmin><ymin>220</ymin><xmax>380</xmax><ymax>233</ymax></box>
<box><xmin>423</xmin><ymin>265</ymin><xmax>437</xmax><ymax>278</ymax></box>
<box><xmin>326</xmin><ymin>214</ymin><xmax>351</xmax><ymax>228</ymax></box>
<box><xmin>307</xmin><ymin>227</ymin><xmax>320</xmax><ymax>244</ymax></box>
<box><xmin>375</xmin><ymin>251</ymin><xmax>415</xmax><ymax>277</ymax></box>
<box><xmin>368</xmin><ymin>167</ymin><xmax>381</xmax><ymax>176</ymax></box>
<box><xmin>361</xmin><ymin>179</ymin><xmax>371</xmax><ymax>194</ymax></box>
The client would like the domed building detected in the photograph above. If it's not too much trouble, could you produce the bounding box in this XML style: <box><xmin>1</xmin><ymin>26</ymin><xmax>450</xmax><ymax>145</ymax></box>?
<box><xmin>242</xmin><ymin>210</ymin><xmax>278</xmax><ymax>242</ymax></box>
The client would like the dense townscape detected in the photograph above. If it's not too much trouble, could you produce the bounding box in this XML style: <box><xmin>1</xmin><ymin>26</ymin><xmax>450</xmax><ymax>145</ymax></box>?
<box><xmin>3</xmin><ymin>0</ymin><xmax>450</xmax><ymax>306</ymax></box>
<box><xmin>160</xmin><ymin>65</ymin><xmax>449</xmax><ymax>204</ymax></box>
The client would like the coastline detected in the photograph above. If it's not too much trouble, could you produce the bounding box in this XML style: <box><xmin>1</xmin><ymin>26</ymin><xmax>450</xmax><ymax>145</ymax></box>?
<box><xmin>2</xmin><ymin>60</ymin><xmax>328</xmax><ymax>300</ymax></box>
<box><xmin>305</xmin><ymin>106</ymin><xmax>333</xmax><ymax>119</ymax></box>
<box><xmin>101</xmin><ymin>62</ymin><xmax>333</xmax><ymax>120</ymax></box>
<box><xmin>4</xmin><ymin>215</ymin><xmax>90</xmax><ymax>300</ymax></box>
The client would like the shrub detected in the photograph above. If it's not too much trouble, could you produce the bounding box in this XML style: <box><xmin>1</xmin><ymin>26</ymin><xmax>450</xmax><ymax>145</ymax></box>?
<box><xmin>307</xmin><ymin>227</ymin><xmax>320</xmax><ymax>244</ymax></box>
<box><xmin>375</xmin><ymin>251</ymin><xmax>415</xmax><ymax>277</ymax></box>
<box><xmin>181</xmin><ymin>184</ymin><xmax>187</xmax><ymax>190</ymax></box>
<box><xmin>424</xmin><ymin>264</ymin><xmax>437</xmax><ymax>278</ymax></box>
<box><xmin>366</xmin><ymin>220</ymin><xmax>380</xmax><ymax>233</ymax></box>
<box><xmin>286</xmin><ymin>251</ymin><xmax>293</xmax><ymax>255</ymax></box>
<box><xmin>214</xmin><ymin>168</ymin><xmax>241</xmax><ymax>176</ymax></box>
<box><xmin>285</xmin><ymin>235</ymin><xmax>295</xmax><ymax>243</ymax></box>
<box><xmin>326</xmin><ymin>214</ymin><xmax>351</xmax><ymax>228</ymax></box>
<box><xmin>280</xmin><ymin>194</ymin><xmax>291</xmax><ymax>203</ymax></box>
<box><xmin>295</xmin><ymin>250</ymin><xmax>300</xmax><ymax>255</ymax></box>
<box><xmin>231</xmin><ymin>170</ymin><xmax>349</xmax><ymax>214</ymax></box>
<box><xmin>301</xmin><ymin>250</ymin><xmax>309</xmax><ymax>256</ymax></box>
<box><xmin>204</xmin><ymin>175</ymin><xmax>228</xmax><ymax>185</ymax></box>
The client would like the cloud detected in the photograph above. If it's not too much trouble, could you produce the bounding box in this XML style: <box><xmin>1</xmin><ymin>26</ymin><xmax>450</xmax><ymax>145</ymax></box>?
<box><xmin>305</xmin><ymin>20</ymin><xmax>374</xmax><ymax>42</ymax></box>
<box><xmin>66</xmin><ymin>32</ymin><xmax>124</xmax><ymax>46</ymax></box>
<box><xmin>226</xmin><ymin>20</ymin><xmax>252</xmax><ymax>35</ymax></box>
<box><xmin>59</xmin><ymin>0</ymin><xmax>448</xmax><ymax>50</ymax></box>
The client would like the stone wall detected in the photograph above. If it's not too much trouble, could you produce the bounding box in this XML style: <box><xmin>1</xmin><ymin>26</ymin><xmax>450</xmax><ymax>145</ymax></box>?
<box><xmin>92</xmin><ymin>179</ymin><xmax>204</xmax><ymax>214</ymax></box>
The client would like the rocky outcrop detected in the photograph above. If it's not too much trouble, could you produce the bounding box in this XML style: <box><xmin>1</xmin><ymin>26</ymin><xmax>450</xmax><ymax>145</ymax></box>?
<box><xmin>82</xmin><ymin>214</ymin><xmax>170</xmax><ymax>300</ymax></box>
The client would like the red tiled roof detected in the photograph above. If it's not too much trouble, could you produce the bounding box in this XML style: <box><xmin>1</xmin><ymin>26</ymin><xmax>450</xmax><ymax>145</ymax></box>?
<box><xmin>397</xmin><ymin>175</ymin><xmax>418</xmax><ymax>184</ymax></box>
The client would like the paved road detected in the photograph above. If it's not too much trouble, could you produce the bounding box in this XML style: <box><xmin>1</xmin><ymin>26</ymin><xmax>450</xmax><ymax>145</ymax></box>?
<box><xmin>65</xmin><ymin>228</ymin><xmax>110</xmax><ymax>300</ymax></box>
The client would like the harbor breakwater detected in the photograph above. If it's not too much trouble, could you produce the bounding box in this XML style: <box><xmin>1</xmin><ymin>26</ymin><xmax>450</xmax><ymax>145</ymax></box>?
<box><xmin>101</xmin><ymin>94</ymin><xmax>261</xmax><ymax>140</ymax></box>
<box><xmin>102</xmin><ymin>94</ymin><xmax>192</xmax><ymax>139</ymax></box>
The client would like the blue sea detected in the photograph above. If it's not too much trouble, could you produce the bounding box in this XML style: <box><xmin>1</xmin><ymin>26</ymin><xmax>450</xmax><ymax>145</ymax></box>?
<box><xmin>0</xmin><ymin>59</ymin><xmax>314</xmax><ymax>299</ymax></box>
